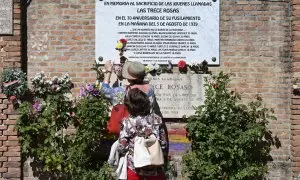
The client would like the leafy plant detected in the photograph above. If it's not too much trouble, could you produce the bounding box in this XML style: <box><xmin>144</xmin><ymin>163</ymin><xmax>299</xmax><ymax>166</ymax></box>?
<box><xmin>68</xmin><ymin>95</ymin><xmax>111</xmax><ymax>178</ymax></box>
<box><xmin>182</xmin><ymin>72</ymin><xmax>280</xmax><ymax>180</ymax></box>
<box><xmin>165</xmin><ymin>156</ymin><xmax>178</xmax><ymax>180</ymax></box>
<box><xmin>16</xmin><ymin>73</ymin><xmax>114</xmax><ymax>179</ymax></box>
<box><xmin>91</xmin><ymin>58</ymin><xmax>105</xmax><ymax>83</ymax></box>
<box><xmin>1</xmin><ymin>68</ymin><xmax>28</xmax><ymax>98</ymax></box>
<box><xmin>17</xmin><ymin>73</ymin><xmax>76</xmax><ymax>176</ymax></box>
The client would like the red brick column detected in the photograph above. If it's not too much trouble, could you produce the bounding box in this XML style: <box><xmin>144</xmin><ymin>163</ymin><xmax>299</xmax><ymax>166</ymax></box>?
<box><xmin>0</xmin><ymin>0</ymin><xmax>22</xmax><ymax>179</ymax></box>
<box><xmin>0</xmin><ymin>94</ymin><xmax>20</xmax><ymax>179</ymax></box>
<box><xmin>292</xmin><ymin>0</ymin><xmax>300</xmax><ymax>178</ymax></box>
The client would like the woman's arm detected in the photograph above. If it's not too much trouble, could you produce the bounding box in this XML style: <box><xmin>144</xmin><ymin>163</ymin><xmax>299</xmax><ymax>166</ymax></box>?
<box><xmin>101</xmin><ymin>61</ymin><xmax>127</xmax><ymax>105</ymax></box>
<box><xmin>151</xmin><ymin>115</ymin><xmax>167</xmax><ymax>150</ymax></box>
<box><xmin>103</xmin><ymin>60</ymin><xmax>113</xmax><ymax>83</ymax></box>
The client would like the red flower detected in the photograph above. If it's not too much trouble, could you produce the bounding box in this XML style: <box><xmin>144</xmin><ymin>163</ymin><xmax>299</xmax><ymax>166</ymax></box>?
<box><xmin>120</xmin><ymin>38</ymin><xmax>127</xmax><ymax>44</ymax></box>
<box><xmin>178</xmin><ymin>60</ymin><xmax>187</xmax><ymax>69</ymax></box>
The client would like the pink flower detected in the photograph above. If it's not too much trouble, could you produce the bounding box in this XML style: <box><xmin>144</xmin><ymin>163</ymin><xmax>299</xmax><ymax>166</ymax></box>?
<box><xmin>9</xmin><ymin>96</ymin><xmax>16</xmax><ymax>101</ymax></box>
<box><xmin>178</xmin><ymin>60</ymin><xmax>187</xmax><ymax>70</ymax></box>
<box><xmin>33</xmin><ymin>101</ymin><xmax>42</xmax><ymax>112</ymax></box>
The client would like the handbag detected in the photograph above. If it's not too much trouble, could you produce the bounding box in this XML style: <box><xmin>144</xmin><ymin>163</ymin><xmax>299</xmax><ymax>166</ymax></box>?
<box><xmin>147</xmin><ymin>136</ymin><xmax>164</xmax><ymax>166</ymax></box>
<box><xmin>133</xmin><ymin>136</ymin><xmax>152</xmax><ymax>168</ymax></box>
<box><xmin>133</xmin><ymin>135</ymin><xmax>164</xmax><ymax>168</ymax></box>
<box><xmin>107</xmin><ymin>86</ymin><xmax>130</xmax><ymax>134</ymax></box>
<box><xmin>107</xmin><ymin>104</ymin><xmax>129</xmax><ymax>134</ymax></box>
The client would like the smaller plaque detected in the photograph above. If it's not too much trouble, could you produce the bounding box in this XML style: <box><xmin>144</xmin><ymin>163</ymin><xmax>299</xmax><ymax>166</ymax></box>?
<box><xmin>0</xmin><ymin>0</ymin><xmax>13</xmax><ymax>35</ymax></box>
<box><xmin>149</xmin><ymin>74</ymin><xmax>205</xmax><ymax>118</ymax></box>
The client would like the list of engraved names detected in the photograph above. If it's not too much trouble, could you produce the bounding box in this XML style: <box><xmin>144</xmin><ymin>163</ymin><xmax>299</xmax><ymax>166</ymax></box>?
<box><xmin>96</xmin><ymin>0</ymin><xmax>219</xmax><ymax>65</ymax></box>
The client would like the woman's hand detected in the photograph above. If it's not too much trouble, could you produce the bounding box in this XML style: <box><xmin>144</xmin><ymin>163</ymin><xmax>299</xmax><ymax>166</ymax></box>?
<box><xmin>105</xmin><ymin>60</ymin><xmax>113</xmax><ymax>72</ymax></box>
<box><xmin>103</xmin><ymin>60</ymin><xmax>113</xmax><ymax>83</ymax></box>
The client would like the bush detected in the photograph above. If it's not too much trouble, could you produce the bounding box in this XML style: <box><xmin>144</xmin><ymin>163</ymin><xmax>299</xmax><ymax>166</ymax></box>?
<box><xmin>182</xmin><ymin>72</ymin><xmax>279</xmax><ymax>180</ymax></box>
<box><xmin>68</xmin><ymin>95</ymin><xmax>112</xmax><ymax>179</ymax></box>
<box><xmin>16</xmin><ymin>73</ymin><xmax>114</xmax><ymax>180</ymax></box>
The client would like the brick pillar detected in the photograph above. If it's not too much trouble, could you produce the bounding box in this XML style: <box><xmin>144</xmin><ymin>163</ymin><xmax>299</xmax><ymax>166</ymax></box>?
<box><xmin>0</xmin><ymin>0</ymin><xmax>22</xmax><ymax>179</ymax></box>
<box><xmin>292</xmin><ymin>0</ymin><xmax>300</xmax><ymax>178</ymax></box>
<box><xmin>0</xmin><ymin>94</ymin><xmax>20</xmax><ymax>179</ymax></box>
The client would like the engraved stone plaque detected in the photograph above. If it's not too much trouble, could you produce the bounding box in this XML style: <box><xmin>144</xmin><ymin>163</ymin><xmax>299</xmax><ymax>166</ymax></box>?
<box><xmin>96</xmin><ymin>0</ymin><xmax>220</xmax><ymax>65</ymax></box>
<box><xmin>149</xmin><ymin>74</ymin><xmax>205</xmax><ymax>118</ymax></box>
<box><xmin>0</xmin><ymin>0</ymin><xmax>13</xmax><ymax>34</ymax></box>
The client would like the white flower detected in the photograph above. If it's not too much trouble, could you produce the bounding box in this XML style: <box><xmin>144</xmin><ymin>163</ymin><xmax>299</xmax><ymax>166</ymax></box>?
<box><xmin>52</xmin><ymin>76</ymin><xmax>58</xmax><ymax>81</ymax></box>
<box><xmin>46</xmin><ymin>80</ymin><xmax>52</xmax><ymax>85</ymax></box>
<box><xmin>144</xmin><ymin>77</ymin><xmax>151</xmax><ymax>83</ymax></box>
<box><xmin>63</xmin><ymin>73</ymin><xmax>69</xmax><ymax>79</ymax></box>
<box><xmin>153</xmin><ymin>63</ymin><xmax>160</xmax><ymax>70</ymax></box>
<box><xmin>148</xmin><ymin>64</ymin><xmax>155</xmax><ymax>71</ymax></box>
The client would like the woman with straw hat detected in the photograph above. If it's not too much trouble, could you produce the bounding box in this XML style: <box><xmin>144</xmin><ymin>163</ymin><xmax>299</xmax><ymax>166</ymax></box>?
<box><xmin>102</xmin><ymin>60</ymin><xmax>161</xmax><ymax>116</ymax></box>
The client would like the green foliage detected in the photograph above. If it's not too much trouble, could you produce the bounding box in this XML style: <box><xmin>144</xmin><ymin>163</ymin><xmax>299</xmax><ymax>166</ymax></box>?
<box><xmin>16</xmin><ymin>73</ymin><xmax>114</xmax><ymax>179</ymax></box>
<box><xmin>1</xmin><ymin>68</ymin><xmax>28</xmax><ymax>98</ymax></box>
<box><xmin>74</xmin><ymin>162</ymin><xmax>114</xmax><ymax>180</ymax></box>
<box><xmin>165</xmin><ymin>157</ymin><xmax>178</xmax><ymax>179</ymax></box>
<box><xmin>182</xmin><ymin>72</ymin><xmax>279</xmax><ymax>180</ymax></box>
<box><xmin>68</xmin><ymin>96</ymin><xmax>111</xmax><ymax>179</ymax></box>
<box><xmin>91</xmin><ymin>59</ymin><xmax>105</xmax><ymax>82</ymax></box>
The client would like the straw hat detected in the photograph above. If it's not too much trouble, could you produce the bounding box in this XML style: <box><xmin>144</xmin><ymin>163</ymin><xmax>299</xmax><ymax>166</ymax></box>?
<box><xmin>122</xmin><ymin>61</ymin><xmax>146</xmax><ymax>80</ymax></box>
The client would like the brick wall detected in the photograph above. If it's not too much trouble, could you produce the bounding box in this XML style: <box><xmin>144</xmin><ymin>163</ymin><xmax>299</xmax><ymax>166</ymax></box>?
<box><xmin>27</xmin><ymin>0</ymin><xmax>95</xmax><ymax>94</ymax></box>
<box><xmin>0</xmin><ymin>0</ymin><xmax>22</xmax><ymax>179</ymax></box>
<box><xmin>23</xmin><ymin>0</ymin><xmax>292</xmax><ymax>179</ymax></box>
<box><xmin>0</xmin><ymin>0</ymin><xmax>22</xmax><ymax>70</ymax></box>
<box><xmin>217</xmin><ymin>1</ymin><xmax>292</xmax><ymax>178</ymax></box>
<box><xmin>0</xmin><ymin>95</ymin><xmax>20</xmax><ymax>179</ymax></box>
<box><xmin>292</xmin><ymin>0</ymin><xmax>300</xmax><ymax>178</ymax></box>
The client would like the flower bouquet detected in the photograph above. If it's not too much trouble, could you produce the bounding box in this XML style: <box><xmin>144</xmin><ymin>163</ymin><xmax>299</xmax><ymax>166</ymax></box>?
<box><xmin>188</xmin><ymin>60</ymin><xmax>209</xmax><ymax>74</ymax></box>
<box><xmin>115</xmin><ymin>38</ymin><xmax>127</xmax><ymax>57</ymax></box>
<box><xmin>145</xmin><ymin>61</ymin><xmax>173</xmax><ymax>76</ymax></box>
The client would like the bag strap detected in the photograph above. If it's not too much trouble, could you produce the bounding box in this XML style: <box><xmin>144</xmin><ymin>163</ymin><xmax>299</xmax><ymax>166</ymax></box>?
<box><xmin>124</xmin><ymin>85</ymin><xmax>131</xmax><ymax>98</ymax></box>
<box><xmin>147</xmin><ymin>85</ymin><xmax>154</xmax><ymax>97</ymax></box>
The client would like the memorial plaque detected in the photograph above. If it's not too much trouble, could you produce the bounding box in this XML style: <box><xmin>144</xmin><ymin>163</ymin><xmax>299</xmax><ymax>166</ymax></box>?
<box><xmin>149</xmin><ymin>74</ymin><xmax>205</xmax><ymax>118</ymax></box>
<box><xmin>96</xmin><ymin>0</ymin><xmax>220</xmax><ymax>65</ymax></box>
<box><xmin>0</xmin><ymin>0</ymin><xmax>13</xmax><ymax>35</ymax></box>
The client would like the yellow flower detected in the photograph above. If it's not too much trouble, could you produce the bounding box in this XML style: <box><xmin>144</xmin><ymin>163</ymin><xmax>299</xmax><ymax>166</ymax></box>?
<box><xmin>116</xmin><ymin>41</ymin><xmax>123</xmax><ymax>50</ymax></box>
<box><xmin>145</xmin><ymin>65</ymin><xmax>150</xmax><ymax>73</ymax></box>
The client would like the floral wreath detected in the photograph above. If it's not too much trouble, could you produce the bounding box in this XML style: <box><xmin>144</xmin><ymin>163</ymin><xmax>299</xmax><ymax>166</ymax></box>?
<box><xmin>0</xmin><ymin>68</ymin><xmax>28</xmax><ymax>103</ymax></box>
